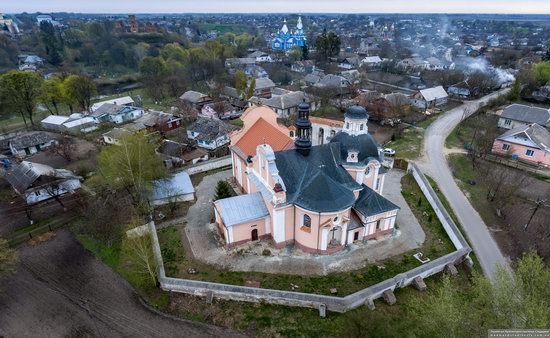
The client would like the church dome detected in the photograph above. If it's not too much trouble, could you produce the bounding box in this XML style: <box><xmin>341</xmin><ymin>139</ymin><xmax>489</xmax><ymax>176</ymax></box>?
<box><xmin>330</xmin><ymin>131</ymin><xmax>381</xmax><ymax>165</ymax></box>
<box><xmin>345</xmin><ymin>105</ymin><xmax>369</xmax><ymax>120</ymax></box>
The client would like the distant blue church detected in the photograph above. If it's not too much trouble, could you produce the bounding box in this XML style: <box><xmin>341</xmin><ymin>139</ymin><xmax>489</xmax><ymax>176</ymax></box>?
<box><xmin>271</xmin><ymin>17</ymin><xmax>307</xmax><ymax>51</ymax></box>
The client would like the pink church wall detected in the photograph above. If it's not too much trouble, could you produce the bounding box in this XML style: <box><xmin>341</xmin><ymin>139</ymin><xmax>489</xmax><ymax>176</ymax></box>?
<box><xmin>492</xmin><ymin>139</ymin><xmax>550</xmax><ymax>166</ymax></box>
<box><xmin>230</xmin><ymin>218</ymin><xmax>268</xmax><ymax>245</ymax></box>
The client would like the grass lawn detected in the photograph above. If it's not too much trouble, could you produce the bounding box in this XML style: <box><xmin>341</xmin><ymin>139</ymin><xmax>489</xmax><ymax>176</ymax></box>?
<box><xmin>447</xmin><ymin>154</ymin><xmax>501</xmax><ymax>228</ymax></box>
<box><xmin>384</xmin><ymin>128</ymin><xmax>424</xmax><ymax>159</ymax></box>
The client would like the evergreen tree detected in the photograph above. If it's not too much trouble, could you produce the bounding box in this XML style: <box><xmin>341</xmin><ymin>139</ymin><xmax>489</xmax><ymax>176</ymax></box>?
<box><xmin>214</xmin><ymin>181</ymin><xmax>233</xmax><ymax>200</ymax></box>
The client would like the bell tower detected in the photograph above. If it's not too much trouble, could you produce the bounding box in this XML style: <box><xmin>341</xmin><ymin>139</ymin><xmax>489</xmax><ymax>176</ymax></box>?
<box><xmin>295</xmin><ymin>101</ymin><xmax>312</xmax><ymax>155</ymax></box>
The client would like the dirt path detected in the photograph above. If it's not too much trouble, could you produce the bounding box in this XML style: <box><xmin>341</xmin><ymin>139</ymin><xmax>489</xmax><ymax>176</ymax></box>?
<box><xmin>0</xmin><ymin>230</ymin><xmax>244</xmax><ymax>338</ymax></box>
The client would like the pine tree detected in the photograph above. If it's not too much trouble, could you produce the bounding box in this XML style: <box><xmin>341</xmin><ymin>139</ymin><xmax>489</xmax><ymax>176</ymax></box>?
<box><xmin>214</xmin><ymin>181</ymin><xmax>233</xmax><ymax>200</ymax></box>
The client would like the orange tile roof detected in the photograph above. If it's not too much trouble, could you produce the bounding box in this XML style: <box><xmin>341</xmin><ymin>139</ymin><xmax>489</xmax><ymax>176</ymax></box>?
<box><xmin>310</xmin><ymin>117</ymin><xmax>344</xmax><ymax>128</ymax></box>
<box><xmin>234</xmin><ymin>118</ymin><xmax>294</xmax><ymax>157</ymax></box>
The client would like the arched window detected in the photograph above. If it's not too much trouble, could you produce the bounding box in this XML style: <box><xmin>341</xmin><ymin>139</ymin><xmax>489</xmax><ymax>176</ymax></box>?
<box><xmin>289</xmin><ymin>130</ymin><xmax>295</xmax><ymax>137</ymax></box>
<box><xmin>303</xmin><ymin>214</ymin><xmax>311</xmax><ymax>228</ymax></box>
<box><xmin>366</xmin><ymin>166</ymin><xmax>371</xmax><ymax>175</ymax></box>
<box><xmin>346</xmin><ymin>122</ymin><xmax>350</xmax><ymax>129</ymax></box>
<box><xmin>360</xmin><ymin>124</ymin><xmax>364</xmax><ymax>131</ymax></box>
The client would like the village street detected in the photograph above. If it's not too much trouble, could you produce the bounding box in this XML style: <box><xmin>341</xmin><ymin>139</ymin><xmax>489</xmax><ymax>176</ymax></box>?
<box><xmin>417</xmin><ymin>88</ymin><xmax>513</xmax><ymax>278</ymax></box>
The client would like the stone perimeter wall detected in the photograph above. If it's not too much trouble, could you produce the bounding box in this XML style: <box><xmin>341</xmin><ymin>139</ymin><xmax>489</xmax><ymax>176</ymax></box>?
<box><xmin>148</xmin><ymin>162</ymin><xmax>472</xmax><ymax>313</ymax></box>
<box><xmin>183</xmin><ymin>155</ymin><xmax>232</xmax><ymax>175</ymax></box>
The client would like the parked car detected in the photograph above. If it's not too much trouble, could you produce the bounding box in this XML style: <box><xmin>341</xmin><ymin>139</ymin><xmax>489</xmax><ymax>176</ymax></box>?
<box><xmin>383</xmin><ymin>148</ymin><xmax>396</xmax><ymax>156</ymax></box>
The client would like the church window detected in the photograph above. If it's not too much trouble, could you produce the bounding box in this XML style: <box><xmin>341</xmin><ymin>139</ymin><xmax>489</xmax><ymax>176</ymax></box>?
<box><xmin>303</xmin><ymin>214</ymin><xmax>311</xmax><ymax>228</ymax></box>
<box><xmin>360</xmin><ymin>124</ymin><xmax>364</xmax><ymax>131</ymax></box>
<box><xmin>346</xmin><ymin>123</ymin><xmax>350</xmax><ymax>129</ymax></box>
<box><xmin>366</xmin><ymin>167</ymin><xmax>371</xmax><ymax>175</ymax></box>
<box><xmin>376</xmin><ymin>178</ymin><xmax>381</xmax><ymax>190</ymax></box>
<box><xmin>289</xmin><ymin>131</ymin><xmax>295</xmax><ymax>137</ymax></box>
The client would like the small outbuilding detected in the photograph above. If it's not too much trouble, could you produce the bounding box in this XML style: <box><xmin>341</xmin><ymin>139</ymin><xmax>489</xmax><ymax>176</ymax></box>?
<box><xmin>149</xmin><ymin>171</ymin><xmax>195</xmax><ymax>206</ymax></box>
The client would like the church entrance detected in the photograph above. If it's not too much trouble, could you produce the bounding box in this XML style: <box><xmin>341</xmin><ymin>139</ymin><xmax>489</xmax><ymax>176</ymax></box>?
<box><xmin>251</xmin><ymin>228</ymin><xmax>258</xmax><ymax>241</ymax></box>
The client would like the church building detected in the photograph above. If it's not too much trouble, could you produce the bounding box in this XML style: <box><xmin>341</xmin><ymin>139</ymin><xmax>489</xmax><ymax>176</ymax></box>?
<box><xmin>214</xmin><ymin>104</ymin><xmax>400</xmax><ymax>254</ymax></box>
<box><xmin>271</xmin><ymin>17</ymin><xmax>307</xmax><ymax>51</ymax></box>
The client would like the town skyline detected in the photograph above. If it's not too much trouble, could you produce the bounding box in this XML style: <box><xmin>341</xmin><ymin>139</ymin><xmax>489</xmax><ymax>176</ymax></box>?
<box><xmin>4</xmin><ymin>0</ymin><xmax>550</xmax><ymax>14</ymax></box>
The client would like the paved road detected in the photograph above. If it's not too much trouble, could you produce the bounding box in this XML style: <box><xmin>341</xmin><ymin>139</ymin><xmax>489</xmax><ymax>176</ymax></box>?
<box><xmin>418</xmin><ymin>89</ymin><xmax>513</xmax><ymax>279</ymax></box>
<box><xmin>0</xmin><ymin>230</ymin><xmax>244</xmax><ymax>338</ymax></box>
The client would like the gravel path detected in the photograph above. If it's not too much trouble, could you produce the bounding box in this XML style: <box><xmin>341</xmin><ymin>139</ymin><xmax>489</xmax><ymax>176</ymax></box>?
<box><xmin>0</xmin><ymin>230</ymin><xmax>244</xmax><ymax>338</ymax></box>
<box><xmin>182</xmin><ymin>169</ymin><xmax>425</xmax><ymax>275</ymax></box>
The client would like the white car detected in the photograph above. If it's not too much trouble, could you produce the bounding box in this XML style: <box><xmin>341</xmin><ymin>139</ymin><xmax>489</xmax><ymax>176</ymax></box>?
<box><xmin>383</xmin><ymin>148</ymin><xmax>396</xmax><ymax>156</ymax></box>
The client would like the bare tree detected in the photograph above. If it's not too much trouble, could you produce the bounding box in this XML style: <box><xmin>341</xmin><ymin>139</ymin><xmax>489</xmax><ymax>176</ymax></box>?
<box><xmin>483</xmin><ymin>164</ymin><xmax>533</xmax><ymax>216</ymax></box>
<box><xmin>122</xmin><ymin>222</ymin><xmax>158</xmax><ymax>286</ymax></box>
<box><xmin>49</xmin><ymin>135</ymin><xmax>76</xmax><ymax>162</ymax></box>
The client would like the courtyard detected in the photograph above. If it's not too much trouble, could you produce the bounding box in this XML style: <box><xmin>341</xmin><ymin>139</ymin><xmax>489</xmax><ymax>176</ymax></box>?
<box><xmin>177</xmin><ymin>169</ymin><xmax>431</xmax><ymax>276</ymax></box>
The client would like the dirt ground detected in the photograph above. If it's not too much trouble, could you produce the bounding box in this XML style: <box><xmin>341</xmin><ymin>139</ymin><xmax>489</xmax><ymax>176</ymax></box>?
<box><xmin>0</xmin><ymin>230</ymin><xmax>244</xmax><ymax>338</ymax></box>
<box><xmin>26</xmin><ymin>136</ymin><xmax>100</xmax><ymax>175</ymax></box>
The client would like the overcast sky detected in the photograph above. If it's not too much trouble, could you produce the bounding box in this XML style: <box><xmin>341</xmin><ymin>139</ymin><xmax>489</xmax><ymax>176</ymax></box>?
<box><xmin>4</xmin><ymin>0</ymin><xmax>550</xmax><ymax>14</ymax></box>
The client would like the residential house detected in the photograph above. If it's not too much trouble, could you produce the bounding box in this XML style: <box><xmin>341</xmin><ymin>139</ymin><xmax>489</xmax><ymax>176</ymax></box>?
<box><xmin>304</xmin><ymin>70</ymin><xmax>325</xmax><ymax>86</ymax></box>
<box><xmin>90</xmin><ymin>96</ymin><xmax>135</xmax><ymax>113</ymax></box>
<box><xmin>186</xmin><ymin>117</ymin><xmax>239</xmax><ymax>150</ymax></box>
<box><xmin>497</xmin><ymin>104</ymin><xmax>550</xmax><ymax>130</ymax></box>
<box><xmin>5</xmin><ymin>161</ymin><xmax>81</xmax><ymax>205</ymax></box>
<box><xmin>425</xmin><ymin>57</ymin><xmax>445</xmax><ymax>71</ymax></box>
<box><xmin>291</xmin><ymin>60</ymin><xmax>315</xmax><ymax>73</ymax></box>
<box><xmin>252</xmin><ymin>77</ymin><xmax>276</xmax><ymax>98</ymax></box>
<box><xmin>412</xmin><ymin>86</ymin><xmax>448</xmax><ymax>109</ymax></box>
<box><xmin>90</xmin><ymin>104</ymin><xmax>144</xmax><ymax>124</ymax></box>
<box><xmin>314</xmin><ymin>74</ymin><xmax>352</xmax><ymax>96</ymax></box>
<box><xmin>179</xmin><ymin>91</ymin><xmax>212</xmax><ymax>110</ymax></box>
<box><xmin>8</xmin><ymin>132</ymin><xmax>57</xmax><ymax>158</ymax></box>
<box><xmin>492</xmin><ymin>123</ymin><xmax>550</xmax><ymax>167</ymax></box>
<box><xmin>339</xmin><ymin>70</ymin><xmax>362</xmax><ymax>85</ymax></box>
<box><xmin>310</xmin><ymin>117</ymin><xmax>344</xmax><ymax>146</ymax></box>
<box><xmin>159</xmin><ymin>140</ymin><xmax>209</xmax><ymax>168</ymax></box>
<box><xmin>397</xmin><ymin>58</ymin><xmax>428</xmax><ymax>71</ymax></box>
<box><xmin>149</xmin><ymin>171</ymin><xmax>195</xmax><ymax>206</ymax></box>
<box><xmin>338</xmin><ymin>57</ymin><xmax>360</xmax><ymax>70</ymax></box>
<box><xmin>215</xmin><ymin>104</ymin><xmax>399</xmax><ymax>253</ymax></box>
<box><xmin>102</xmin><ymin>128</ymin><xmax>128</xmax><ymax>145</ymax></box>
<box><xmin>248</xmin><ymin>51</ymin><xmax>272</xmax><ymax>63</ymax></box>
<box><xmin>222</xmin><ymin>87</ymin><xmax>248</xmax><ymax>110</ymax></box>
<box><xmin>244</xmin><ymin>64</ymin><xmax>268</xmax><ymax>78</ymax></box>
<box><xmin>134</xmin><ymin>111</ymin><xmax>182</xmax><ymax>132</ymax></box>
<box><xmin>532</xmin><ymin>84</ymin><xmax>550</xmax><ymax>103</ymax></box>
<box><xmin>360</xmin><ymin>56</ymin><xmax>383</xmax><ymax>70</ymax></box>
<box><xmin>201</xmin><ymin>101</ymin><xmax>239</xmax><ymax>120</ymax></box>
<box><xmin>249</xmin><ymin>91</ymin><xmax>318</xmax><ymax>118</ymax></box>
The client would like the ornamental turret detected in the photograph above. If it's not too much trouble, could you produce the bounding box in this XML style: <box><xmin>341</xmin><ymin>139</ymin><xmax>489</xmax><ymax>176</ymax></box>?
<box><xmin>295</xmin><ymin>101</ymin><xmax>312</xmax><ymax>155</ymax></box>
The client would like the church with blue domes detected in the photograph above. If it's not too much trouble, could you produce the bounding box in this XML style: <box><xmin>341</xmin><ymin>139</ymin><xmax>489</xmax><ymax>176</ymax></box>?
<box><xmin>271</xmin><ymin>17</ymin><xmax>307</xmax><ymax>51</ymax></box>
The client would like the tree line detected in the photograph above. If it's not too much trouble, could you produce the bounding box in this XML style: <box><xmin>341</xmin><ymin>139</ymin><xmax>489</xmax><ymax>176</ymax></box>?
<box><xmin>0</xmin><ymin>70</ymin><xmax>97</xmax><ymax>126</ymax></box>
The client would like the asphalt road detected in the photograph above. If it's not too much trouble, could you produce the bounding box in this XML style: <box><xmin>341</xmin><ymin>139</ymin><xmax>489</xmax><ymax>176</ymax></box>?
<box><xmin>418</xmin><ymin>90</ymin><xmax>513</xmax><ymax>279</ymax></box>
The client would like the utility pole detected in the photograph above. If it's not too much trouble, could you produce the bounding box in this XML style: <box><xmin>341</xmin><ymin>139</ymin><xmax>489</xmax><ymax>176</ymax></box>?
<box><xmin>524</xmin><ymin>198</ymin><xmax>548</xmax><ymax>231</ymax></box>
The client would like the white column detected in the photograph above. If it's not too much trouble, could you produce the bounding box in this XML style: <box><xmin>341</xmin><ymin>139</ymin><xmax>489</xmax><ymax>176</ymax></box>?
<box><xmin>378</xmin><ymin>174</ymin><xmax>385</xmax><ymax>195</ymax></box>
<box><xmin>320</xmin><ymin>228</ymin><xmax>328</xmax><ymax>250</ymax></box>
<box><xmin>227</xmin><ymin>226</ymin><xmax>234</xmax><ymax>244</ymax></box>
<box><xmin>265</xmin><ymin>216</ymin><xmax>271</xmax><ymax>234</ymax></box>
<box><xmin>273</xmin><ymin>209</ymin><xmax>285</xmax><ymax>243</ymax></box>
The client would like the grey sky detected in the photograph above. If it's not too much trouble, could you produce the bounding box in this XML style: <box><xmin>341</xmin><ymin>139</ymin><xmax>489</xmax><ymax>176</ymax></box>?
<box><xmin>4</xmin><ymin>0</ymin><xmax>550</xmax><ymax>14</ymax></box>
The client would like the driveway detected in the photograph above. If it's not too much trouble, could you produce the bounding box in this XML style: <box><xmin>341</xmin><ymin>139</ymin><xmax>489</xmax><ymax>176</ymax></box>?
<box><xmin>418</xmin><ymin>89</ymin><xmax>512</xmax><ymax>278</ymax></box>
<box><xmin>0</xmin><ymin>230</ymin><xmax>244</xmax><ymax>338</ymax></box>
<box><xmin>182</xmin><ymin>169</ymin><xmax>425</xmax><ymax>275</ymax></box>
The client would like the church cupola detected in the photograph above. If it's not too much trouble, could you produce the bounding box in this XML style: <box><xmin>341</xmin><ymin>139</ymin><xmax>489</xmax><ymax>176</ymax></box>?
<box><xmin>343</xmin><ymin>105</ymin><xmax>369</xmax><ymax>136</ymax></box>
<box><xmin>295</xmin><ymin>101</ymin><xmax>312</xmax><ymax>155</ymax></box>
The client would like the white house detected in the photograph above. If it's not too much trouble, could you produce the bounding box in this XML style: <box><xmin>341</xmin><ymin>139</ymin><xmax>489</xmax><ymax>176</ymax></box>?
<box><xmin>149</xmin><ymin>171</ymin><xmax>195</xmax><ymax>206</ymax></box>
<box><xmin>90</xmin><ymin>104</ymin><xmax>144</xmax><ymax>124</ymax></box>
<box><xmin>248</xmin><ymin>51</ymin><xmax>273</xmax><ymax>63</ymax></box>
<box><xmin>5</xmin><ymin>161</ymin><xmax>81</xmax><ymax>205</ymax></box>
<box><xmin>8</xmin><ymin>132</ymin><xmax>57</xmax><ymax>158</ymax></box>
<box><xmin>186</xmin><ymin>118</ymin><xmax>239</xmax><ymax>150</ymax></box>
<box><xmin>90</xmin><ymin>96</ymin><xmax>135</xmax><ymax>113</ymax></box>
<box><xmin>412</xmin><ymin>86</ymin><xmax>448</xmax><ymax>109</ymax></box>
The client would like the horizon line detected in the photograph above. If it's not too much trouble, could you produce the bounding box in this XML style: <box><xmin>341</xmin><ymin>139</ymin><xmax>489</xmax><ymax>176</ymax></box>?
<box><xmin>6</xmin><ymin>11</ymin><xmax>550</xmax><ymax>16</ymax></box>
